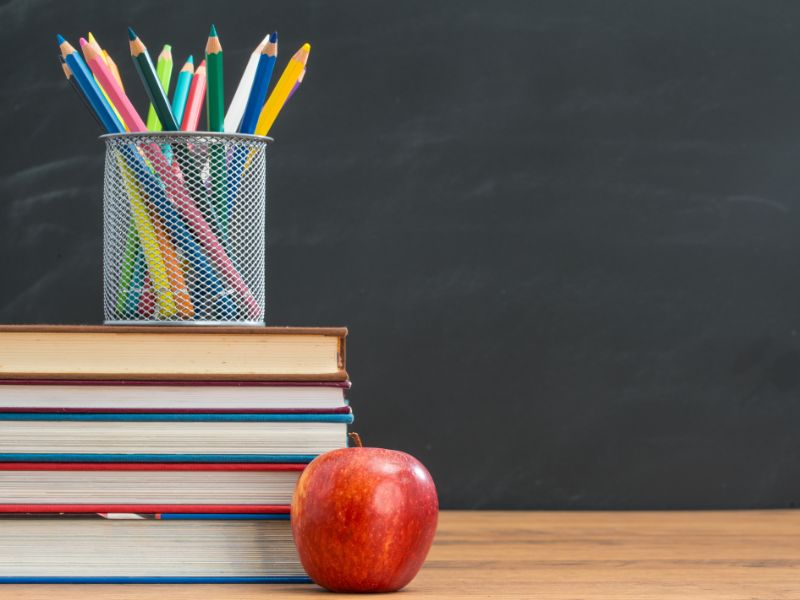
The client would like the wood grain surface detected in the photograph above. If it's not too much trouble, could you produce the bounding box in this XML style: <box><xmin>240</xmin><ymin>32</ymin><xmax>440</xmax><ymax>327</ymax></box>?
<box><xmin>4</xmin><ymin>510</ymin><xmax>800</xmax><ymax>599</ymax></box>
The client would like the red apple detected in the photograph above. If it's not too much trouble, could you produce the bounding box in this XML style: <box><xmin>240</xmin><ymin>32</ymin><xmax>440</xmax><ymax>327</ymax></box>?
<box><xmin>291</xmin><ymin>438</ymin><xmax>438</xmax><ymax>592</ymax></box>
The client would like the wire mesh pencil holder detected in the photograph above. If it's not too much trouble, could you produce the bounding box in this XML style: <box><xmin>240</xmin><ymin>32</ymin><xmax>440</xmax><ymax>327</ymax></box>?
<box><xmin>102</xmin><ymin>132</ymin><xmax>270</xmax><ymax>325</ymax></box>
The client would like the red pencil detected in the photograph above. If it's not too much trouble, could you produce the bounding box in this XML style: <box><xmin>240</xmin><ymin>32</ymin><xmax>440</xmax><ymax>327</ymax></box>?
<box><xmin>181</xmin><ymin>59</ymin><xmax>206</xmax><ymax>131</ymax></box>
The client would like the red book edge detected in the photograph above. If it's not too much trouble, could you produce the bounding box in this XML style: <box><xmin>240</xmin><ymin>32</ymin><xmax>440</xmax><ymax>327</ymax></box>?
<box><xmin>0</xmin><ymin>504</ymin><xmax>290</xmax><ymax>514</ymax></box>
<box><xmin>0</xmin><ymin>463</ymin><xmax>306</xmax><ymax>471</ymax></box>
<box><xmin>0</xmin><ymin>379</ymin><xmax>352</xmax><ymax>388</ymax></box>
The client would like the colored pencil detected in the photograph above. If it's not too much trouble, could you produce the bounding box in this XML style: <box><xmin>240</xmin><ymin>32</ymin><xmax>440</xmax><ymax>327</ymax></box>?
<box><xmin>224</xmin><ymin>32</ymin><xmax>270</xmax><ymax>133</ymax></box>
<box><xmin>137</xmin><ymin>273</ymin><xmax>157</xmax><ymax>317</ymax></box>
<box><xmin>114</xmin><ymin>222</ymin><xmax>141</xmax><ymax>314</ymax></box>
<box><xmin>114</xmin><ymin>153</ymin><xmax>178</xmax><ymax>318</ymax></box>
<box><xmin>81</xmin><ymin>36</ymin><xmax>127</xmax><ymax>130</ymax></box>
<box><xmin>80</xmin><ymin>39</ymin><xmax>145</xmax><ymax>131</ymax></box>
<box><xmin>123</xmin><ymin>245</ymin><xmax>147</xmax><ymax>315</ymax></box>
<box><xmin>287</xmin><ymin>68</ymin><xmax>305</xmax><ymax>102</ymax></box>
<box><xmin>87</xmin><ymin>32</ymin><xmax>125</xmax><ymax>93</ymax></box>
<box><xmin>59</xmin><ymin>57</ymin><xmax>103</xmax><ymax>129</ymax></box>
<box><xmin>171</xmin><ymin>55</ymin><xmax>194</xmax><ymax>126</ymax></box>
<box><xmin>82</xmin><ymin>40</ymin><xmax>187</xmax><ymax>316</ymax></box>
<box><xmin>87</xmin><ymin>32</ymin><xmax>102</xmax><ymax>59</ymax></box>
<box><xmin>205</xmin><ymin>26</ymin><xmax>227</xmax><ymax>235</ymax></box>
<box><xmin>205</xmin><ymin>25</ymin><xmax>224</xmax><ymax>132</ymax></box>
<box><xmin>145</xmin><ymin>44</ymin><xmax>174</xmax><ymax>131</ymax></box>
<box><xmin>181</xmin><ymin>60</ymin><xmax>206</xmax><ymax>131</ymax></box>
<box><xmin>103</xmin><ymin>49</ymin><xmax>125</xmax><ymax>90</ymax></box>
<box><xmin>254</xmin><ymin>43</ymin><xmax>310</xmax><ymax>136</ymax></box>
<box><xmin>82</xmin><ymin>42</ymin><xmax>258</xmax><ymax>317</ymax></box>
<box><xmin>58</xmin><ymin>35</ymin><xmax>123</xmax><ymax>134</ymax></box>
<box><xmin>239</xmin><ymin>31</ymin><xmax>278</xmax><ymax>135</ymax></box>
<box><xmin>128</xmin><ymin>28</ymin><xmax>179</xmax><ymax>131</ymax></box>
<box><xmin>151</xmin><ymin>212</ymin><xmax>194</xmax><ymax>318</ymax></box>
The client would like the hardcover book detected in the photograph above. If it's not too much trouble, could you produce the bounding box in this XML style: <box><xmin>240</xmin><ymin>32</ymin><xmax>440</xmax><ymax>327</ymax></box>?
<box><xmin>0</xmin><ymin>463</ymin><xmax>304</xmax><ymax>513</ymax></box>
<box><xmin>0</xmin><ymin>513</ymin><xmax>310</xmax><ymax>583</ymax></box>
<box><xmin>0</xmin><ymin>325</ymin><xmax>348</xmax><ymax>381</ymax></box>
<box><xmin>0</xmin><ymin>412</ymin><xmax>352</xmax><ymax>462</ymax></box>
<box><xmin>0</xmin><ymin>379</ymin><xmax>351</xmax><ymax>413</ymax></box>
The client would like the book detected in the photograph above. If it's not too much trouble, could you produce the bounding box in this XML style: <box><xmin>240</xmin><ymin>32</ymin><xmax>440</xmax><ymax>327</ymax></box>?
<box><xmin>0</xmin><ymin>513</ymin><xmax>310</xmax><ymax>582</ymax></box>
<box><xmin>0</xmin><ymin>413</ymin><xmax>352</xmax><ymax>462</ymax></box>
<box><xmin>0</xmin><ymin>325</ymin><xmax>347</xmax><ymax>381</ymax></box>
<box><xmin>0</xmin><ymin>463</ymin><xmax>303</xmax><ymax>513</ymax></box>
<box><xmin>0</xmin><ymin>379</ymin><xmax>350</xmax><ymax>412</ymax></box>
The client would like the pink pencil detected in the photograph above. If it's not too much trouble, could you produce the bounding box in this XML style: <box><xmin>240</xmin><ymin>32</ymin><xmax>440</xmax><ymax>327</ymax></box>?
<box><xmin>80</xmin><ymin>38</ymin><xmax>146</xmax><ymax>130</ymax></box>
<box><xmin>81</xmin><ymin>39</ymin><xmax>260</xmax><ymax>318</ymax></box>
<box><xmin>137</xmin><ymin>275</ymin><xmax>156</xmax><ymax>316</ymax></box>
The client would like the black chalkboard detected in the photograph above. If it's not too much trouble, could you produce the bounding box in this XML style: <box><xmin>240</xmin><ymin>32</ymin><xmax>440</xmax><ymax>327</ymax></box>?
<box><xmin>2</xmin><ymin>0</ymin><xmax>800</xmax><ymax>509</ymax></box>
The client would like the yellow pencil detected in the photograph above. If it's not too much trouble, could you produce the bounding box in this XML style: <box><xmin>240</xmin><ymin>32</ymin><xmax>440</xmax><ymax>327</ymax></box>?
<box><xmin>114</xmin><ymin>154</ymin><xmax>177</xmax><ymax>318</ymax></box>
<box><xmin>85</xmin><ymin>33</ymin><xmax>127</xmax><ymax>130</ymax></box>
<box><xmin>254</xmin><ymin>43</ymin><xmax>310</xmax><ymax>136</ymax></box>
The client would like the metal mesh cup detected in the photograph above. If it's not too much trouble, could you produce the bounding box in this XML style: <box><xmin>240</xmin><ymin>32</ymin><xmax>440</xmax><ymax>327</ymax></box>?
<box><xmin>102</xmin><ymin>132</ymin><xmax>269</xmax><ymax>325</ymax></box>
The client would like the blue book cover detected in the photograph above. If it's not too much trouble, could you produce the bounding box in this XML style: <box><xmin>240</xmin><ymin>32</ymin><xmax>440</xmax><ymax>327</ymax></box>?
<box><xmin>0</xmin><ymin>453</ymin><xmax>319</xmax><ymax>462</ymax></box>
<box><xmin>0</xmin><ymin>412</ymin><xmax>353</xmax><ymax>423</ymax></box>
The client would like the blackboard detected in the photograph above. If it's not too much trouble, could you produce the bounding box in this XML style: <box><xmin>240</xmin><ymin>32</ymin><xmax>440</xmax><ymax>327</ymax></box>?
<box><xmin>2</xmin><ymin>0</ymin><xmax>800</xmax><ymax>508</ymax></box>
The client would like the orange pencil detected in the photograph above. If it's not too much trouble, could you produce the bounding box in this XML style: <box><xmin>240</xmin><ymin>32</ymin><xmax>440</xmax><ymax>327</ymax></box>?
<box><xmin>181</xmin><ymin>59</ymin><xmax>206</xmax><ymax>131</ymax></box>
<box><xmin>104</xmin><ymin>50</ymin><xmax>125</xmax><ymax>90</ymax></box>
<box><xmin>151</xmin><ymin>216</ymin><xmax>194</xmax><ymax>318</ymax></box>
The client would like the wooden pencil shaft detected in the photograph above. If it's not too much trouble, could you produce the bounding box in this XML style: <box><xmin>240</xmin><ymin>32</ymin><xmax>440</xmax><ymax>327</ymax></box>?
<box><xmin>171</xmin><ymin>61</ymin><xmax>193</xmax><ymax>128</ymax></box>
<box><xmin>180</xmin><ymin>63</ymin><xmax>206</xmax><ymax>131</ymax></box>
<box><xmin>205</xmin><ymin>30</ymin><xmax>224</xmax><ymax>132</ymax></box>
<box><xmin>223</xmin><ymin>33</ymin><xmax>270</xmax><ymax>133</ymax></box>
<box><xmin>59</xmin><ymin>39</ymin><xmax>123</xmax><ymax>134</ymax></box>
<box><xmin>59</xmin><ymin>56</ymin><xmax>103</xmax><ymax>129</ymax></box>
<box><xmin>239</xmin><ymin>50</ymin><xmax>277</xmax><ymax>134</ymax></box>
<box><xmin>146</xmin><ymin>45</ymin><xmax>174</xmax><ymax>131</ymax></box>
<box><xmin>254</xmin><ymin>44</ymin><xmax>309</xmax><ymax>136</ymax></box>
<box><xmin>130</xmin><ymin>36</ymin><xmax>179</xmax><ymax>131</ymax></box>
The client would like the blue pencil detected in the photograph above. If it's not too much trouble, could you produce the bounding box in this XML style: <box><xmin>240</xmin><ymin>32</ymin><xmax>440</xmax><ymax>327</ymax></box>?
<box><xmin>57</xmin><ymin>35</ymin><xmax>124</xmax><ymax>134</ymax></box>
<box><xmin>238</xmin><ymin>31</ymin><xmax>278</xmax><ymax>134</ymax></box>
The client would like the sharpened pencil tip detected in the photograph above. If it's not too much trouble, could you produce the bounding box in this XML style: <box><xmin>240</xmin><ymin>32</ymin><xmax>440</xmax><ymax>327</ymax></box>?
<box><xmin>56</xmin><ymin>34</ymin><xmax>65</xmax><ymax>45</ymax></box>
<box><xmin>79</xmin><ymin>37</ymin><xmax>88</xmax><ymax>47</ymax></box>
<box><xmin>209</xmin><ymin>24</ymin><xmax>218</xmax><ymax>37</ymax></box>
<box><xmin>127</xmin><ymin>27</ymin><xmax>137</xmax><ymax>41</ymax></box>
<box><xmin>270</xmin><ymin>31</ymin><xmax>278</xmax><ymax>43</ymax></box>
<box><xmin>187</xmin><ymin>55</ymin><xmax>194</xmax><ymax>64</ymax></box>
<box><xmin>163</xmin><ymin>44</ymin><xmax>172</xmax><ymax>52</ymax></box>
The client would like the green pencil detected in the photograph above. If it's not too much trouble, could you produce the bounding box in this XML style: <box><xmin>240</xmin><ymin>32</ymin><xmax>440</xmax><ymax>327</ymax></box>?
<box><xmin>205</xmin><ymin>24</ymin><xmax>228</xmax><ymax>238</ymax></box>
<box><xmin>205</xmin><ymin>24</ymin><xmax>224</xmax><ymax>131</ymax></box>
<box><xmin>145</xmin><ymin>44</ymin><xmax>174</xmax><ymax>131</ymax></box>
<box><xmin>128</xmin><ymin>27</ymin><xmax>179</xmax><ymax>131</ymax></box>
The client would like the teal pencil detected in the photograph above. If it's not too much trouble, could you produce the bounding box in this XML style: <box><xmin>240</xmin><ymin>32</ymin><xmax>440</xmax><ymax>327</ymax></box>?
<box><xmin>171</xmin><ymin>55</ymin><xmax>194</xmax><ymax>126</ymax></box>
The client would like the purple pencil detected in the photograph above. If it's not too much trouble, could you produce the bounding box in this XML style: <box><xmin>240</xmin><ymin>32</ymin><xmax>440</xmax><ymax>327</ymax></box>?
<box><xmin>287</xmin><ymin>69</ymin><xmax>305</xmax><ymax>102</ymax></box>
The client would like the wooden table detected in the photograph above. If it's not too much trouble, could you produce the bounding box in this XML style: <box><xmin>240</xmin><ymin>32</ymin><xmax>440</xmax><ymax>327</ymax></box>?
<box><xmin>6</xmin><ymin>510</ymin><xmax>800</xmax><ymax>599</ymax></box>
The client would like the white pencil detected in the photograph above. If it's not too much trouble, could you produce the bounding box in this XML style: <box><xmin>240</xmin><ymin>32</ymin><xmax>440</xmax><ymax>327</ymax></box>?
<box><xmin>224</xmin><ymin>33</ymin><xmax>270</xmax><ymax>132</ymax></box>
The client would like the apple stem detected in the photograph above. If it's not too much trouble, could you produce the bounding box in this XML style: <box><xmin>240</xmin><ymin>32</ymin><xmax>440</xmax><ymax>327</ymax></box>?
<box><xmin>348</xmin><ymin>432</ymin><xmax>364</xmax><ymax>448</ymax></box>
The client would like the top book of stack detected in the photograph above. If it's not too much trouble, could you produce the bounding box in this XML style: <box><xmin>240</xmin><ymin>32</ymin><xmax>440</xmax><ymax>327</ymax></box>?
<box><xmin>0</xmin><ymin>326</ymin><xmax>348</xmax><ymax>381</ymax></box>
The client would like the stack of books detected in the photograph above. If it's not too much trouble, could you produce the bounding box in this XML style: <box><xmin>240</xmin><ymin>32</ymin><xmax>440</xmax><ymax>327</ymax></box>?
<box><xmin>0</xmin><ymin>325</ymin><xmax>350</xmax><ymax>583</ymax></box>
